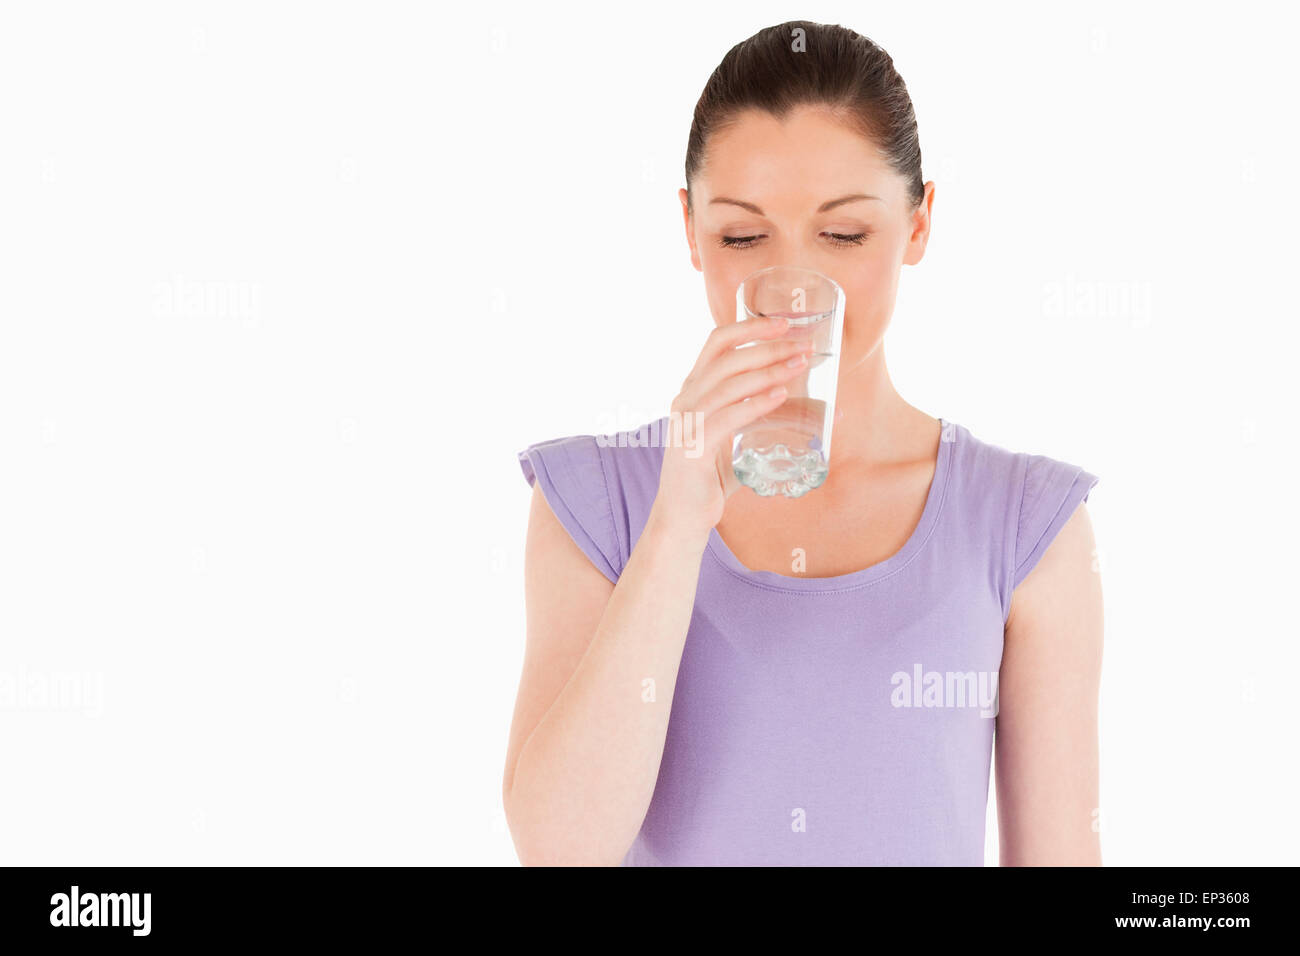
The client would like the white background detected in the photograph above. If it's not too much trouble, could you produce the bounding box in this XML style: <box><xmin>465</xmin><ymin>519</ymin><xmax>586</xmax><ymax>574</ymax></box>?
<box><xmin>1</xmin><ymin>1</ymin><xmax>1296</xmax><ymax>865</ymax></box>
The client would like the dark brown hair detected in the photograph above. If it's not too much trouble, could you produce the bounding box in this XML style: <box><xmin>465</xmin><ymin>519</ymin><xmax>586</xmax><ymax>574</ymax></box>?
<box><xmin>685</xmin><ymin>21</ymin><xmax>924</xmax><ymax>213</ymax></box>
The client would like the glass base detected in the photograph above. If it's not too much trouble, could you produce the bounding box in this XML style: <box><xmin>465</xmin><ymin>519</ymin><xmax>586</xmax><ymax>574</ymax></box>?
<box><xmin>733</xmin><ymin>444</ymin><xmax>828</xmax><ymax>498</ymax></box>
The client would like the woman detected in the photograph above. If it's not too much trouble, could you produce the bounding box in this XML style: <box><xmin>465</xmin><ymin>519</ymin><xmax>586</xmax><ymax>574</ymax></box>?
<box><xmin>504</xmin><ymin>20</ymin><xmax>1102</xmax><ymax>866</ymax></box>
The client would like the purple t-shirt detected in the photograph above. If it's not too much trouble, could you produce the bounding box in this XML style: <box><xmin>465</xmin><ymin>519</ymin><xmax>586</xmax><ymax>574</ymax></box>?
<box><xmin>517</xmin><ymin>416</ymin><xmax>1098</xmax><ymax>866</ymax></box>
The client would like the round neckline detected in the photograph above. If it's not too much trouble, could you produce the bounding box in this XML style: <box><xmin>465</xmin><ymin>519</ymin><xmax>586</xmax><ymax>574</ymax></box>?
<box><xmin>705</xmin><ymin>417</ymin><xmax>956</xmax><ymax>593</ymax></box>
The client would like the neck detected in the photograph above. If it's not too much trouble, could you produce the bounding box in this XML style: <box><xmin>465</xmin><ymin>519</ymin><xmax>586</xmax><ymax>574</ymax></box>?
<box><xmin>829</xmin><ymin>342</ymin><xmax>937</xmax><ymax>467</ymax></box>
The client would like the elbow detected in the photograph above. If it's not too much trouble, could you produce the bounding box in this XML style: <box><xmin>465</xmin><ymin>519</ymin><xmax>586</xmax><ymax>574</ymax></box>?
<box><xmin>502</xmin><ymin>787</ymin><xmax>626</xmax><ymax>867</ymax></box>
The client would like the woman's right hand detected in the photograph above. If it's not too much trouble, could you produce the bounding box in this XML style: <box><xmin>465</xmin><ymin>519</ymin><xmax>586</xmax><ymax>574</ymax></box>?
<box><xmin>650</xmin><ymin>314</ymin><xmax>814</xmax><ymax>539</ymax></box>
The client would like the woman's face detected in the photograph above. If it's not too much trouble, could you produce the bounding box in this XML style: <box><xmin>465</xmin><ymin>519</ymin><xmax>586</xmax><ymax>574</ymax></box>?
<box><xmin>680</xmin><ymin>105</ymin><xmax>935</xmax><ymax>372</ymax></box>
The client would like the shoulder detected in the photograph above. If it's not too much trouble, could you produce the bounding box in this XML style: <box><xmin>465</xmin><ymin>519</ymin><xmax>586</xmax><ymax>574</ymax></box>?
<box><xmin>516</xmin><ymin>416</ymin><xmax>668</xmax><ymax>583</ymax></box>
<box><xmin>944</xmin><ymin>420</ymin><xmax>1100</xmax><ymax>620</ymax></box>
<box><xmin>945</xmin><ymin>420</ymin><xmax>1023</xmax><ymax>491</ymax></box>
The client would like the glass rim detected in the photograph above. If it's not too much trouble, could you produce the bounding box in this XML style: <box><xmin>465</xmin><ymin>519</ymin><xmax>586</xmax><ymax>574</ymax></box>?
<box><xmin>736</xmin><ymin>264</ymin><xmax>845</xmax><ymax>319</ymax></box>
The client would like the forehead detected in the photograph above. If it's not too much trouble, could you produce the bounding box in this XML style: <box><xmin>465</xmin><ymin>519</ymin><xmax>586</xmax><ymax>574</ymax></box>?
<box><xmin>695</xmin><ymin>106</ymin><xmax>899</xmax><ymax>209</ymax></box>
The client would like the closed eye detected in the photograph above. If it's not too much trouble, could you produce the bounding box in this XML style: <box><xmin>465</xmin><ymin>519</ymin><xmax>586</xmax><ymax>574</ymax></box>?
<box><xmin>717</xmin><ymin>231</ymin><xmax>870</xmax><ymax>249</ymax></box>
<box><xmin>825</xmin><ymin>232</ymin><xmax>869</xmax><ymax>246</ymax></box>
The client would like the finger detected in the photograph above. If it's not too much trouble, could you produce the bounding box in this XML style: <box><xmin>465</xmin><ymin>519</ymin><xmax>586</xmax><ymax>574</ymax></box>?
<box><xmin>693</xmin><ymin>335</ymin><xmax>813</xmax><ymax>399</ymax></box>
<box><xmin>693</xmin><ymin>352</ymin><xmax>809</xmax><ymax>418</ymax></box>
<box><xmin>697</xmin><ymin>384</ymin><xmax>790</xmax><ymax>461</ymax></box>
<box><xmin>690</xmin><ymin>314</ymin><xmax>789</xmax><ymax>378</ymax></box>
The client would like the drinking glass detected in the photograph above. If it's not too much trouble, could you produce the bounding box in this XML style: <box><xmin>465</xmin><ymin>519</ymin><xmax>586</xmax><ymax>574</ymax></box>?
<box><xmin>732</xmin><ymin>265</ymin><xmax>845</xmax><ymax>498</ymax></box>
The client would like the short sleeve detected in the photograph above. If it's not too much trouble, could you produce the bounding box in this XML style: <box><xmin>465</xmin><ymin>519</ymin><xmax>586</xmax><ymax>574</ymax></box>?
<box><xmin>518</xmin><ymin>434</ymin><xmax>622</xmax><ymax>584</ymax></box>
<box><xmin>1011</xmin><ymin>453</ymin><xmax>1099</xmax><ymax>591</ymax></box>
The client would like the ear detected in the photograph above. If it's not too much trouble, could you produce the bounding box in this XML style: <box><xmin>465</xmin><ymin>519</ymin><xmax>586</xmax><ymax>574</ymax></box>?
<box><xmin>902</xmin><ymin>180</ymin><xmax>936</xmax><ymax>267</ymax></box>
<box><xmin>679</xmin><ymin>187</ymin><xmax>702</xmax><ymax>273</ymax></box>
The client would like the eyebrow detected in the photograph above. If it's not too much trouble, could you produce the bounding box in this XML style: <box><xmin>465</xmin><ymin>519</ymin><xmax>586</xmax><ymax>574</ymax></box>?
<box><xmin>707</xmin><ymin>193</ymin><xmax>883</xmax><ymax>215</ymax></box>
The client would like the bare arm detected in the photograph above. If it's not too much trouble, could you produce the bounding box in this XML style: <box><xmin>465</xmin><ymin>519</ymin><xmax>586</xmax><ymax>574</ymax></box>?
<box><xmin>502</xmin><ymin>315</ymin><xmax>809</xmax><ymax>866</ymax></box>
<box><xmin>996</xmin><ymin>501</ymin><xmax>1104</xmax><ymax>865</ymax></box>
<box><xmin>502</xmin><ymin>486</ymin><xmax>709</xmax><ymax>866</ymax></box>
